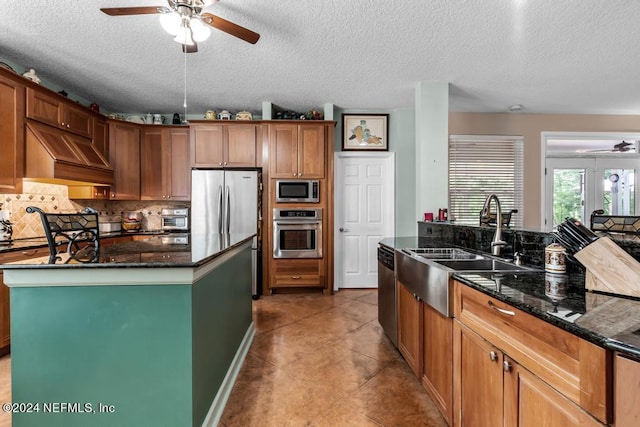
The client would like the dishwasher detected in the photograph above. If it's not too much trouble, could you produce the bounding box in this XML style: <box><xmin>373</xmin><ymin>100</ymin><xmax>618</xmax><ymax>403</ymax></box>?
<box><xmin>377</xmin><ymin>245</ymin><xmax>397</xmax><ymax>346</ymax></box>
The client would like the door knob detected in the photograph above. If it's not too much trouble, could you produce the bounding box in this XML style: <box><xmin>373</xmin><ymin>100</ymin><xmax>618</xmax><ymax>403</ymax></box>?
<box><xmin>339</xmin><ymin>227</ymin><xmax>350</xmax><ymax>232</ymax></box>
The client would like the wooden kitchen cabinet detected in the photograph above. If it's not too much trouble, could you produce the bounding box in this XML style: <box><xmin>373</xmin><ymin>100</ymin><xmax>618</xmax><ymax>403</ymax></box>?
<box><xmin>453</xmin><ymin>281</ymin><xmax>610</xmax><ymax>426</ymax></box>
<box><xmin>93</xmin><ymin>115</ymin><xmax>108</xmax><ymax>158</ymax></box>
<box><xmin>190</xmin><ymin>122</ymin><xmax>257</xmax><ymax>168</ymax></box>
<box><xmin>26</xmin><ymin>87</ymin><xmax>93</xmax><ymax>138</ymax></box>
<box><xmin>614</xmin><ymin>353</ymin><xmax>640</xmax><ymax>426</ymax></box>
<box><xmin>0</xmin><ymin>70</ymin><xmax>25</xmax><ymax>193</ymax></box>
<box><xmin>0</xmin><ymin>246</ymin><xmax>52</xmax><ymax>356</ymax></box>
<box><xmin>269</xmin><ymin>122</ymin><xmax>326</xmax><ymax>178</ymax></box>
<box><xmin>397</xmin><ymin>280</ymin><xmax>422</xmax><ymax>377</ymax></box>
<box><xmin>141</xmin><ymin>127</ymin><xmax>190</xmax><ymax>201</ymax></box>
<box><xmin>269</xmin><ymin>258</ymin><xmax>325</xmax><ymax>289</ymax></box>
<box><xmin>454</xmin><ymin>322</ymin><xmax>601</xmax><ymax>427</ymax></box>
<box><xmin>422</xmin><ymin>303</ymin><xmax>453</xmax><ymax>425</ymax></box>
<box><xmin>108</xmin><ymin>121</ymin><xmax>140</xmax><ymax>200</ymax></box>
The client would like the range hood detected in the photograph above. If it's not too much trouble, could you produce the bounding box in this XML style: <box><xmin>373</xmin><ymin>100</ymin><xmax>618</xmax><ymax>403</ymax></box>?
<box><xmin>25</xmin><ymin>120</ymin><xmax>114</xmax><ymax>185</ymax></box>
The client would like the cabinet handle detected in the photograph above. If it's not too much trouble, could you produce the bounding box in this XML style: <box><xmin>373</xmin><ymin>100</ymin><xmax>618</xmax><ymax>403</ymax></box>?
<box><xmin>291</xmin><ymin>276</ymin><xmax>301</xmax><ymax>279</ymax></box>
<box><xmin>298</xmin><ymin>172</ymin><xmax>303</xmax><ymax>177</ymax></box>
<box><xmin>219</xmin><ymin>162</ymin><xmax>223</xmax><ymax>166</ymax></box>
<box><xmin>21</xmin><ymin>250</ymin><xmax>37</xmax><ymax>256</ymax></box>
<box><xmin>489</xmin><ymin>351</ymin><xmax>498</xmax><ymax>362</ymax></box>
<box><xmin>292</xmin><ymin>172</ymin><xmax>296</xmax><ymax>177</ymax></box>
<box><xmin>488</xmin><ymin>300</ymin><xmax>515</xmax><ymax>316</ymax></box>
<box><xmin>111</xmin><ymin>193</ymin><xmax>116</xmax><ymax>198</ymax></box>
<box><xmin>224</xmin><ymin>162</ymin><xmax>228</xmax><ymax>165</ymax></box>
<box><xmin>503</xmin><ymin>361</ymin><xmax>512</xmax><ymax>372</ymax></box>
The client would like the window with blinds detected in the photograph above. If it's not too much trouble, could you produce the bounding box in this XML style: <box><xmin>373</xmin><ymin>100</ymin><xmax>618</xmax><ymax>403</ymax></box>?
<box><xmin>448</xmin><ymin>135</ymin><xmax>524</xmax><ymax>228</ymax></box>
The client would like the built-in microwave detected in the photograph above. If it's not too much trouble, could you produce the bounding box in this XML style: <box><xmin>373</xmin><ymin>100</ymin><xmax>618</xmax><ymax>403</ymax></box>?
<box><xmin>275</xmin><ymin>180</ymin><xmax>319</xmax><ymax>203</ymax></box>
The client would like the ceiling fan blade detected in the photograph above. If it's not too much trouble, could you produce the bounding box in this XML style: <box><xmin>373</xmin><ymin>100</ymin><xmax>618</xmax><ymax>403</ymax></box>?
<box><xmin>200</xmin><ymin>13</ymin><xmax>260</xmax><ymax>44</ymax></box>
<box><xmin>182</xmin><ymin>43</ymin><xmax>198</xmax><ymax>53</ymax></box>
<box><xmin>100</xmin><ymin>7</ymin><xmax>167</xmax><ymax>16</ymax></box>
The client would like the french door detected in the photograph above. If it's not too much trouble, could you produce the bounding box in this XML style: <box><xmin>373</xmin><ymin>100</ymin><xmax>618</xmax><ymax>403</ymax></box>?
<box><xmin>545</xmin><ymin>157</ymin><xmax>638</xmax><ymax>230</ymax></box>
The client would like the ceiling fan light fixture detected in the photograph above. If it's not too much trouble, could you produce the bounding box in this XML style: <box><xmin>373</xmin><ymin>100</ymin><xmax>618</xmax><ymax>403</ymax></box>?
<box><xmin>190</xmin><ymin>18</ymin><xmax>211</xmax><ymax>42</ymax></box>
<box><xmin>174</xmin><ymin>21</ymin><xmax>195</xmax><ymax>46</ymax></box>
<box><xmin>159</xmin><ymin>11</ymin><xmax>181</xmax><ymax>36</ymax></box>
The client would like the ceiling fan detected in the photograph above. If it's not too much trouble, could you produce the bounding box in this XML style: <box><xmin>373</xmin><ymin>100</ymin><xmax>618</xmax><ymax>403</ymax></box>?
<box><xmin>100</xmin><ymin>0</ymin><xmax>260</xmax><ymax>53</ymax></box>
<box><xmin>584</xmin><ymin>140</ymin><xmax>637</xmax><ymax>153</ymax></box>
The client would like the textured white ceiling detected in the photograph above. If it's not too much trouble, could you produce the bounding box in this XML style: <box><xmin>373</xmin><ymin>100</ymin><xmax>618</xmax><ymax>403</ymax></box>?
<box><xmin>2</xmin><ymin>0</ymin><xmax>640</xmax><ymax>116</ymax></box>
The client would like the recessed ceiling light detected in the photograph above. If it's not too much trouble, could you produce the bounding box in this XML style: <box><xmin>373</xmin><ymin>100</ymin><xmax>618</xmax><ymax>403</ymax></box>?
<box><xmin>509</xmin><ymin>104</ymin><xmax>523</xmax><ymax>112</ymax></box>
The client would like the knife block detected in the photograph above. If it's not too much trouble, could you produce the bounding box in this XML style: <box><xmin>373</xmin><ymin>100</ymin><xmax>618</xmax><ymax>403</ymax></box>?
<box><xmin>574</xmin><ymin>236</ymin><xmax>640</xmax><ymax>298</ymax></box>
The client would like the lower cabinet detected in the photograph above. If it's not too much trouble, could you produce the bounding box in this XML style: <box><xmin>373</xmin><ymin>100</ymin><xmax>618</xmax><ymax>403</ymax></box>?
<box><xmin>269</xmin><ymin>258</ymin><xmax>325</xmax><ymax>289</ymax></box>
<box><xmin>453</xmin><ymin>280</ymin><xmax>609</xmax><ymax>426</ymax></box>
<box><xmin>422</xmin><ymin>303</ymin><xmax>453</xmax><ymax>426</ymax></box>
<box><xmin>454</xmin><ymin>321</ymin><xmax>602</xmax><ymax>427</ymax></box>
<box><xmin>397</xmin><ymin>280</ymin><xmax>453</xmax><ymax>424</ymax></box>
<box><xmin>397</xmin><ymin>280</ymin><xmax>422</xmax><ymax>376</ymax></box>
<box><xmin>0</xmin><ymin>246</ymin><xmax>52</xmax><ymax>356</ymax></box>
<box><xmin>614</xmin><ymin>353</ymin><xmax>640</xmax><ymax>426</ymax></box>
<box><xmin>0</xmin><ymin>270</ymin><xmax>9</xmax><ymax>356</ymax></box>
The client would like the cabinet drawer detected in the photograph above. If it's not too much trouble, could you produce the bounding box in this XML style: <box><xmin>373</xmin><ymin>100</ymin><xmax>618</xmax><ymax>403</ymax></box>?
<box><xmin>453</xmin><ymin>281</ymin><xmax>610</xmax><ymax>424</ymax></box>
<box><xmin>0</xmin><ymin>246</ymin><xmax>50</xmax><ymax>263</ymax></box>
<box><xmin>272</xmin><ymin>274</ymin><xmax>323</xmax><ymax>287</ymax></box>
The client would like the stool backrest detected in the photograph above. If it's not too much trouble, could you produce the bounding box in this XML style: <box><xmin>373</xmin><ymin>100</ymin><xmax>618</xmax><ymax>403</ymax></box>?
<box><xmin>26</xmin><ymin>206</ymin><xmax>100</xmax><ymax>263</ymax></box>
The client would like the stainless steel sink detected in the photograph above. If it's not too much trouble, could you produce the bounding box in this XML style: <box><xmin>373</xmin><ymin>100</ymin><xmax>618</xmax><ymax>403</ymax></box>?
<box><xmin>396</xmin><ymin>248</ymin><xmax>542</xmax><ymax>317</ymax></box>
<box><xmin>433</xmin><ymin>258</ymin><xmax>540</xmax><ymax>272</ymax></box>
<box><xmin>402</xmin><ymin>247</ymin><xmax>484</xmax><ymax>260</ymax></box>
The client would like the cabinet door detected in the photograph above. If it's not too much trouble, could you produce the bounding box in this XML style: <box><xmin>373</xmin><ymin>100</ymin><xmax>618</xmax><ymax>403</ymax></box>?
<box><xmin>191</xmin><ymin>124</ymin><xmax>224</xmax><ymax>167</ymax></box>
<box><xmin>61</xmin><ymin>103</ymin><xmax>93</xmax><ymax>138</ymax></box>
<box><xmin>226</xmin><ymin>124</ymin><xmax>257</xmax><ymax>167</ymax></box>
<box><xmin>140</xmin><ymin>128</ymin><xmax>167</xmax><ymax>200</ymax></box>
<box><xmin>422</xmin><ymin>303</ymin><xmax>453</xmax><ymax>425</ymax></box>
<box><xmin>269</xmin><ymin>124</ymin><xmax>299</xmax><ymax>178</ymax></box>
<box><xmin>298</xmin><ymin>124</ymin><xmax>325</xmax><ymax>178</ymax></box>
<box><xmin>93</xmin><ymin>116</ymin><xmax>108</xmax><ymax>158</ymax></box>
<box><xmin>0</xmin><ymin>73</ymin><xmax>25</xmax><ymax>193</ymax></box>
<box><xmin>0</xmin><ymin>271</ymin><xmax>8</xmax><ymax>355</ymax></box>
<box><xmin>109</xmin><ymin>122</ymin><xmax>140</xmax><ymax>200</ymax></box>
<box><xmin>615</xmin><ymin>354</ymin><xmax>640</xmax><ymax>426</ymax></box>
<box><xmin>454</xmin><ymin>322</ymin><xmax>503</xmax><ymax>427</ymax></box>
<box><xmin>26</xmin><ymin>87</ymin><xmax>60</xmax><ymax>128</ymax></box>
<box><xmin>168</xmin><ymin>128</ymin><xmax>190</xmax><ymax>200</ymax></box>
<box><xmin>397</xmin><ymin>281</ymin><xmax>422</xmax><ymax>376</ymax></box>
<box><xmin>504</xmin><ymin>356</ymin><xmax>603</xmax><ymax>427</ymax></box>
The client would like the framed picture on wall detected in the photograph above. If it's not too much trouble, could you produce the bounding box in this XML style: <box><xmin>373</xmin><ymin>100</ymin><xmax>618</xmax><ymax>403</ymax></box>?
<box><xmin>342</xmin><ymin>114</ymin><xmax>389</xmax><ymax>151</ymax></box>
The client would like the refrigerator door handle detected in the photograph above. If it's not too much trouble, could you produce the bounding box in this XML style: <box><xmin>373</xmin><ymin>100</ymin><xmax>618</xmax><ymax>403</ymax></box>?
<box><xmin>226</xmin><ymin>185</ymin><xmax>231</xmax><ymax>234</ymax></box>
<box><xmin>217</xmin><ymin>185</ymin><xmax>223</xmax><ymax>234</ymax></box>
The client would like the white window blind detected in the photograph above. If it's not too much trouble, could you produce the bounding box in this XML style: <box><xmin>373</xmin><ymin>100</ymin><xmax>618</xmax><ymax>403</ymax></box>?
<box><xmin>449</xmin><ymin>135</ymin><xmax>524</xmax><ymax>228</ymax></box>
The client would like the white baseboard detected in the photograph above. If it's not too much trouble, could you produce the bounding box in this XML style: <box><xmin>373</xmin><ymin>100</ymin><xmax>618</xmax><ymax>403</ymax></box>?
<box><xmin>202</xmin><ymin>322</ymin><xmax>256</xmax><ymax>427</ymax></box>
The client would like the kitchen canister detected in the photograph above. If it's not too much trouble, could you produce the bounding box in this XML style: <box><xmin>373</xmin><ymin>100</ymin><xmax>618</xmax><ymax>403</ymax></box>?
<box><xmin>545</xmin><ymin>243</ymin><xmax>567</xmax><ymax>274</ymax></box>
<box><xmin>0</xmin><ymin>206</ymin><xmax>13</xmax><ymax>245</ymax></box>
<box><xmin>544</xmin><ymin>272</ymin><xmax>568</xmax><ymax>300</ymax></box>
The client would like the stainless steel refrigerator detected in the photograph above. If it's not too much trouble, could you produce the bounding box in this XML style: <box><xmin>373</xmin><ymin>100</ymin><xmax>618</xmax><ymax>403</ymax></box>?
<box><xmin>191</xmin><ymin>169</ymin><xmax>261</xmax><ymax>298</ymax></box>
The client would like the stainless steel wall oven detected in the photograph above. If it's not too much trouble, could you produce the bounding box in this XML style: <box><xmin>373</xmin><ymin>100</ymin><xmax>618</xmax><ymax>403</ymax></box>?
<box><xmin>273</xmin><ymin>208</ymin><xmax>322</xmax><ymax>258</ymax></box>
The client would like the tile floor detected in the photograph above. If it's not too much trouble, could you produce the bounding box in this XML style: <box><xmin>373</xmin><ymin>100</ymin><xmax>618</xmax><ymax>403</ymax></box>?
<box><xmin>220</xmin><ymin>289</ymin><xmax>447</xmax><ymax>426</ymax></box>
<box><xmin>0</xmin><ymin>289</ymin><xmax>447</xmax><ymax>427</ymax></box>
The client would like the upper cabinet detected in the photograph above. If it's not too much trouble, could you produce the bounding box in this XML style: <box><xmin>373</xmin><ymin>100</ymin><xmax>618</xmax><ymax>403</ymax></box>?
<box><xmin>0</xmin><ymin>70</ymin><xmax>25</xmax><ymax>193</ymax></box>
<box><xmin>269</xmin><ymin>123</ymin><xmax>326</xmax><ymax>178</ymax></box>
<box><xmin>26</xmin><ymin>88</ymin><xmax>93</xmax><ymax>138</ymax></box>
<box><xmin>93</xmin><ymin>116</ymin><xmax>108</xmax><ymax>159</ymax></box>
<box><xmin>141</xmin><ymin>127</ymin><xmax>190</xmax><ymax>201</ymax></box>
<box><xmin>108</xmin><ymin>121</ymin><xmax>140</xmax><ymax>200</ymax></box>
<box><xmin>190</xmin><ymin>122</ymin><xmax>258</xmax><ymax>168</ymax></box>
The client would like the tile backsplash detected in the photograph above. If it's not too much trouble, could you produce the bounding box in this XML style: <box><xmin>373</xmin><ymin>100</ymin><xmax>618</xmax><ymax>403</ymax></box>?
<box><xmin>1</xmin><ymin>182</ymin><xmax>189</xmax><ymax>239</ymax></box>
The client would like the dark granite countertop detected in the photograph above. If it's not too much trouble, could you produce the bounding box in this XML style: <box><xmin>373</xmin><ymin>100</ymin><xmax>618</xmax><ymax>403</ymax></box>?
<box><xmin>0</xmin><ymin>230</ymin><xmax>168</xmax><ymax>254</ymax></box>
<box><xmin>0</xmin><ymin>233</ymin><xmax>255</xmax><ymax>269</ymax></box>
<box><xmin>380</xmin><ymin>236</ymin><xmax>640</xmax><ymax>362</ymax></box>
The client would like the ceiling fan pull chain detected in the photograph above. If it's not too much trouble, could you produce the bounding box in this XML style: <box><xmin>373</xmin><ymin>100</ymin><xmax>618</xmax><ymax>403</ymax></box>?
<box><xmin>183</xmin><ymin>29</ymin><xmax>188</xmax><ymax>122</ymax></box>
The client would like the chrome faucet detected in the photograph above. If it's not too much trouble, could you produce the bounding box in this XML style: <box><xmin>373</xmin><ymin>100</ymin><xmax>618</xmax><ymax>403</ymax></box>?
<box><xmin>482</xmin><ymin>194</ymin><xmax>507</xmax><ymax>256</ymax></box>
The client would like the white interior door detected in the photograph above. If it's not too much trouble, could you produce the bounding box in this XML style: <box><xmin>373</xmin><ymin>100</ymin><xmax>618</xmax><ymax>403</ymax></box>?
<box><xmin>335</xmin><ymin>152</ymin><xmax>394</xmax><ymax>290</ymax></box>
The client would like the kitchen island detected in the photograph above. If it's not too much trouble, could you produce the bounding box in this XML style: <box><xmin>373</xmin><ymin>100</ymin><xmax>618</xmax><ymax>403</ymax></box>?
<box><xmin>1</xmin><ymin>233</ymin><xmax>255</xmax><ymax>427</ymax></box>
